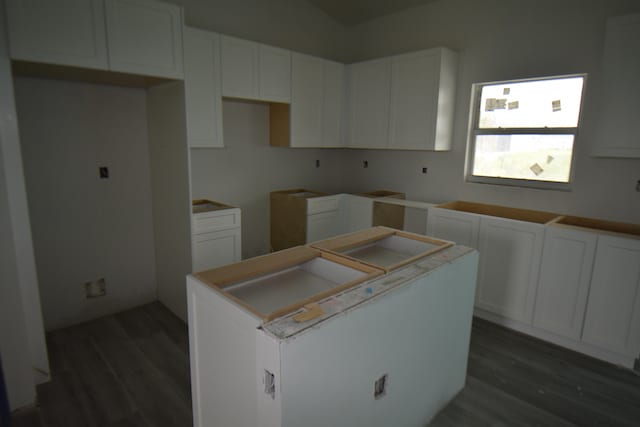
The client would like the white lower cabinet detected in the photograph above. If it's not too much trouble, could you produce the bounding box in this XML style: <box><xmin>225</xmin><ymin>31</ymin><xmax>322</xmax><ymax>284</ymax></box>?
<box><xmin>426</xmin><ymin>207</ymin><xmax>480</xmax><ymax>249</ymax></box>
<box><xmin>306</xmin><ymin>210</ymin><xmax>343</xmax><ymax>243</ymax></box>
<box><xmin>533</xmin><ymin>226</ymin><xmax>597</xmax><ymax>340</ymax></box>
<box><xmin>476</xmin><ymin>218</ymin><xmax>544</xmax><ymax>323</ymax></box>
<box><xmin>343</xmin><ymin>195</ymin><xmax>373</xmax><ymax>233</ymax></box>
<box><xmin>191</xmin><ymin>202</ymin><xmax>241</xmax><ymax>272</ymax></box>
<box><xmin>581</xmin><ymin>234</ymin><xmax>640</xmax><ymax>357</ymax></box>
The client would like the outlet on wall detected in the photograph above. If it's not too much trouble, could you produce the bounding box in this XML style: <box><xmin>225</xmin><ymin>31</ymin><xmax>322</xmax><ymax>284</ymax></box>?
<box><xmin>85</xmin><ymin>278</ymin><xmax>106</xmax><ymax>298</ymax></box>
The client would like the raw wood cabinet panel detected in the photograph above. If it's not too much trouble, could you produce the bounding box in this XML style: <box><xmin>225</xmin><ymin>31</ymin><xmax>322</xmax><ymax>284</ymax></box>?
<box><xmin>593</xmin><ymin>14</ymin><xmax>640</xmax><ymax>158</ymax></box>
<box><xmin>347</xmin><ymin>58</ymin><xmax>392</xmax><ymax>149</ymax></box>
<box><xmin>388</xmin><ymin>48</ymin><xmax>457</xmax><ymax>151</ymax></box>
<box><xmin>533</xmin><ymin>226</ymin><xmax>597</xmax><ymax>340</ymax></box>
<box><xmin>6</xmin><ymin>0</ymin><xmax>108</xmax><ymax>70</ymax></box>
<box><xmin>476</xmin><ymin>218</ymin><xmax>544</xmax><ymax>324</ymax></box>
<box><xmin>581</xmin><ymin>234</ymin><xmax>640</xmax><ymax>356</ymax></box>
<box><xmin>105</xmin><ymin>0</ymin><xmax>184</xmax><ymax>79</ymax></box>
<box><xmin>183</xmin><ymin>27</ymin><xmax>224</xmax><ymax>148</ymax></box>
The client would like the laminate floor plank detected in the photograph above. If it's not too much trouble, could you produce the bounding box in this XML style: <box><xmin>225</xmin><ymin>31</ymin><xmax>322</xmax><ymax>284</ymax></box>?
<box><xmin>10</xmin><ymin>303</ymin><xmax>640</xmax><ymax>427</ymax></box>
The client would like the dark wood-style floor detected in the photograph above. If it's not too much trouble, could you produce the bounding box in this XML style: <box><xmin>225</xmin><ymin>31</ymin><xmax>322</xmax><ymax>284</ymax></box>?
<box><xmin>10</xmin><ymin>302</ymin><xmax>640</xmax><ymax>426</ymax></box>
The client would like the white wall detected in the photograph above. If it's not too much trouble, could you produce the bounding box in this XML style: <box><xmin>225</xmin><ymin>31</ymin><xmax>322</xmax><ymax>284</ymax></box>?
<box><xmin>14</xmin><ymin>77</ymin><xmax>158</xmax><ymax>331</ymax></box>
<box><xmin>166</xmin><ymin>0</ymin><xmax>349</xmax><ymax>61</ymax></box>
<box><xmin>190</xmin><ymin>100</ymin><xmax>348</xmax><ymax>258</ymax></box>
<box><xmin>342</xmin><ymin>0</ymin><xmax>640</xmax><ymax>224</ymax></box>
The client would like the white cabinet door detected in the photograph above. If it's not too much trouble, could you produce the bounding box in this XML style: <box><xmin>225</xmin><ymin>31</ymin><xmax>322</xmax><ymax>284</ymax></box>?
<box><xmin>347</xmin><ymin>58</ymin><xmax>391</xmax><ymax>149</ymax></box>
<box><xmin>105</xmin><ymin>0</ymin><xmax>183</xmax><ymax>79</ymax></box>
<box><xmin>220</xmin><ymin>35</ymin><xmax>259</xmax><ymax>99</ymax></box>
<box><xmin>322</xmin><ymin>60</ymin><xmax>345</xmax><ymax>148</ymax></box>
<box><xmin>476</xmin><ymin>218</ymin><xmax>544</xmax><ymax>323</ymax></box>
<box><xmin>388</xmin><ymin>48</ymin><xmax>456</xmax><ymax>151</ymax></box>
<box><xmin>290</xmin><ymin>53</ymin><xmax>324</xmax><ymax>147</ymax></box>
<box><xmin>183</xmin><ymin>28</ymin><xmax>224</xmax><ymax>148</ymax></box>
<box><xmin>259</xmin><ymin>45</ymin><xmax>291</xmax><ymax>103</ymax></box>
<box><xmin>192</xmin><ymin>228</ymin><xmax>241</xmax><ymax>272</ymax></box>
<box><xmin>6</xmin><ymin>0</ymin><xmax>108</xmax><ymax>70</ymax></box>
<box><xmin>426</xmin><ymin>207</ymin><xmax>480</xmax><ymax>249</ymax></box>
<box><xmin>533</xmin><ymin>226</ymin><xmax>597</xmax><ymax>339</ymax></box>
<box><xmin>593</xmin><ymin>14</ymin><xmax>640</xmax><ymax>158</ymax></box>
<box><xmin>343</xmin><ymin>195</ymin><xmax>373</xmax><ymax>233</ymax></box>
<box><xmin>306</xmin><ymin>210</ymin><xmax>343</xmax><ymax>243</ymax></box>
<box><xmin>581</xmin><ymin>235</ymin><xmax>640</xmax><ymax>356</ymax></box>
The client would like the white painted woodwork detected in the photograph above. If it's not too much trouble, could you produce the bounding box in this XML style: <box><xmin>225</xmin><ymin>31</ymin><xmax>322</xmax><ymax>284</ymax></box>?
<box><xmin>581</xmin><ymin>234</ymin><xmax>640</xmax><ymax>356</ymax></box>
<box><xmin>321</xmin><ymin>59</ymin><xmax>346</xmax><ymax>147</ymax></box>
<box><xmin>191</xmin><ymin>207</ymin><xmax>241</xmax><ymax>272</ymax></box>
<box><xmin>258</xmin><ymin>45</ymin><xmax>291</xmax><ymax>103</ymax></box>
<box><xmin>187</xmin><ymin>247</ymin><xmax>478</xmax><ymax>427</ymax></box>
<box><xmin>290</xmin><ymin>53</ymin><xmax>324</xmax><ymax>147</ymax></box>
<box><xmin>388</xmin><ymin>48</ymin><xmax>457</xmax><ymax>151</ymax></box>
<box><xmin>220</xmin><ymin>35</ymin><xmax>259</xmax><ymax>99</ymax></box>
<box><xmin>192</xmin><ymin>228</ymin><xmax>241</xmax><ymax>273</ymax></box>
<box><xmin>6</xmin><ymin>0</ymin><xmax>109</xmax><ymax>70</ymax></box>
<box><xmin>105</xmin><ymin>0</ymin><xmax>183</xmax><ymax>79</ymax></box>
<box><xmin>426</xmin><ymin>207</ymin><xmax>480</xmax><ymax>248</ymax></box>
<box><xmin>476</xmin><ymin>217</ymin><xmax>544</xmax><ymax>324</ymax></box>
<box><xmin>183</xmin><ymin>27</ymin><xmax>224</xmax><ymax>148</ymax></box>
<box><xmin>347</xmin><ymin>58</ymin><xmax>392</xmax><ymax>148</ymax></box>
<box><xmin>306</xmin><ymin>194</ymin><xmax>341</xmax><ymax>215</ymax></box>
<box><xmin>289</xmin><ymin>54</ymin><xmax>345</xmax><ymax>148</ymax></box>
<box><xmin>343</xmin><ymin>194</ymin><xmax>373</xmax><ymax>232</ymax></box>
<box><xmin>593</xmin><ymin>14</ymin><xmax>640</xmax><ymax>158</ymax></box>
<box><xmin>306</xmin><ymin>210</ymin><xmax>343</xmax><ymax>243</ymax></box>
<box><xmin>532</xmin><ymin>225</ymin><xmax>597</xmax><ymax>340</ymax></box>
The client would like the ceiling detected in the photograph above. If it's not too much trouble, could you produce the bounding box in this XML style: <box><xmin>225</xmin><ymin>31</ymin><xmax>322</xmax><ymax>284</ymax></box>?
<box><xmin>306</xmin><ymin>0</ymin><xmax>439</xmax><ymax>26</ymax></box>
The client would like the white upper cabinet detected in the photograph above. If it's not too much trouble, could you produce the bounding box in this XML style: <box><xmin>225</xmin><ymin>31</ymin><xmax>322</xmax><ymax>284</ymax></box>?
<box><xmin>6</xmin><ymin>0</ymin><xmax>184</xmax><ymax>79</ymax></box>
<box><xmin>289</xmin><ymin>53</ymin><xmax>345</xmax><ymax>148</ymax></box>
<box><xmin>593</xmin><ymin>14</ymin><xmax>640</xmax><ymax>158</ymax></box>
<box><xmin>347</xmin><ymin>58</ymin><xmax>392</xmax><ymax>149</ymax></box>
<box><xmin>388</xmin><ymin>48</ymin><xmax>457</xmax><ymax>151</ymax></box>
<box><xmin>581</xmin><ymin>234</ymin><xmax>640</xmax><ymax>356</ymax></box>
<box><xmin>290</xmin><ymin>53</ymin><xmax>324</xmax><ymax>147</ymax></box>
<box><xmin>183</xmin><ymin>27</ymin><xmax>224</xmax><ymax>148</ymax></box>
<box><xmin>105</xmin><ymin>0</ymin><xmax>184</xmax><ymax>79</ymax></box>
<box><xmin>533</xmin><ymin>225</ymin><xmax>597</xmax><ymax>340</ymax></box>
<box><xmin>322</xmin><ymin>60</ymin><xmax>346</xmax><ymax>148</ymax></box>
<box><xmin>221</xmin><ymin>36</ymin><xmax>291</xmax><ymax>103</ymax></box>
<box><xmin>259</xmin><ymin>45</ymin><xmax>291</xmax><ymax>103</ymax></box>
<box><xmin>6</xmin><ymin>0</ymin><xmax>108</xmax><ymax>70</ymax></box>
<box><xmin>347</xmin><ymin>48</ymin><xmax>457</xmax><ymax>150</ymax></box>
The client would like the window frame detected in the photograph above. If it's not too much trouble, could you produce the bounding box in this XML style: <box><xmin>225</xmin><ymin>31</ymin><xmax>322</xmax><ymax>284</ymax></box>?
<box><xmin>465</xmin><ymin>73</ymin><xmax>587</xmax><ymax>191</ymax></box>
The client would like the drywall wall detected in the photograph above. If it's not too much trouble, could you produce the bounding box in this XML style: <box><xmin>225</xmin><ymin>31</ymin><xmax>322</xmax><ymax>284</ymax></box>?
<box><xmin>14</xmin><ymin>77</ymin><xmax>157</xmax><ymax>331</ymax></box>
<box><xmin>166</xmin><ymin>0</ymin><xmax>349</xmax><ymax>61</ymax></box>
<box><xmin>0</xmin><ymin>0</ymin><xmax>48</xmax><ymax>409</ymax></box>
<box><xmin>190</xmin><ymin>99</ymin><xmax>348</xmax><ymax>258</ymax></box>
<box><xmin>342</xmin><ymin>0</ymin><xmax>640</xmax><ymax>224</ymax></box>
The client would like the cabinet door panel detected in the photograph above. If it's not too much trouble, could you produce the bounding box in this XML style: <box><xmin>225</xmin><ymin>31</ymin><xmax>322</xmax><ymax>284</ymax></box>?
<box><xmin>106</xmin><ymin>0</ymin><xmax>183</xmax><ymax>78</ymax></box>
<box><xmin>477</xmin><ymin>218</ymin><xmax>544</xmax><ymax>323</ymax></box>
<box><xmin>193</xmin><ymin>228</ymin><xmax>241</xmax><ymax>272</ymax></box>
<box><xmin>533</xmin><ymin>226</ymin><xmax>597</xmax><ymax>339</ymax></box>
<box><xmin>259</xmin><ymin>45</ymin><xmax>291</xmax><ymax>103</ymax></box>
<box><xmin>306</xmin><ymin>211</ymin><xmax>342</xmax><ymax>243</ymax></box>
<box><xmin>6</xmin><ymin>0</ymin><xmax>108</xmax><ymax>70</ymax></box>
<box><xmin>291</xmin><ymin>53</ymin><xmax>324</xmax><ymax>147</ymax></box>
<box><xmin>343</xmin><ymin>196</ymin><xmax>373</xmax><ymax>233</ymax></box>
<box><xmin>389</xmin><ymin>50</ymin><xmax>438</xmax><ymax>150</ymax></box>
<box><xmin>183</xmin><ymin>28</ymin><xmax>223</xmax><ymax>148</ymax></box>
<box><xmin>322</xmin><ymin>60</ymin><xmax>345</xmax><ymax>148</ymax></box>
<box><xmin>426</xmin><ymin>208</ymin><xmax>480</xmax><ymax>249</ymax></box>
<box><xmin>221</xmin><ymin>36</ymin><xmax>259</xmax><ymax>99</ymax></box>
<box><xmin>582</xmin><ymin>235</ymin><xmax>640</xmax><ymax>355</ymax></box>
<box><xmin>347</xmin><ymin>59</ymin><xmax>391</xmax><ymax>149</ymax></box>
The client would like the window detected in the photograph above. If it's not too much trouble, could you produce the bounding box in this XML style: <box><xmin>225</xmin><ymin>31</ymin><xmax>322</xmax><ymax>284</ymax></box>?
<box><xmin>467</xmin><ymin>75</ymin><xmax>586</xmax><ymax>190</ymax></box>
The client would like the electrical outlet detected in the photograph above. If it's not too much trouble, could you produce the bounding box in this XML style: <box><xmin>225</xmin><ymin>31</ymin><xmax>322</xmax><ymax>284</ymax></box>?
<box><xmin>315</xmin><ymin>159</ymin><xmax>320</xmax><ymax>168</ymax></box>
<box><xmin>422</xmin><ymin>167</ymin><xmax>428</xmax><ymax>174</ymax></box>
<box><xmin>363</xmin><ymin>160</ymin><xmax>369</xmax><ymax>168</ymax></box>
<box><xmin>636</xmin><ymin>180</ymin><xmax>640</xmax><ymax>192</ymax></box>
<box><xmin>99</xmin><ymin>167</ymin><xmax>109</xmax><ymax>179</ymax></box>
<box><xmin>85</xmin><ymin>278</ymin><xmax>106</xmax><ymax>298</ymax></box>
<box><xmin>374</xmin><ymin>374</ymin><xmax>388</xmax><ymax>399</ymax></box>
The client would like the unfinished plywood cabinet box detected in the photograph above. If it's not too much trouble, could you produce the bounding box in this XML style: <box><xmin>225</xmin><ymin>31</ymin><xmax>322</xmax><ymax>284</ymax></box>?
<box><xmin>187</xmin><ymin>233</ymin><xmax>478</xmax><ymax>427</ymax></box>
